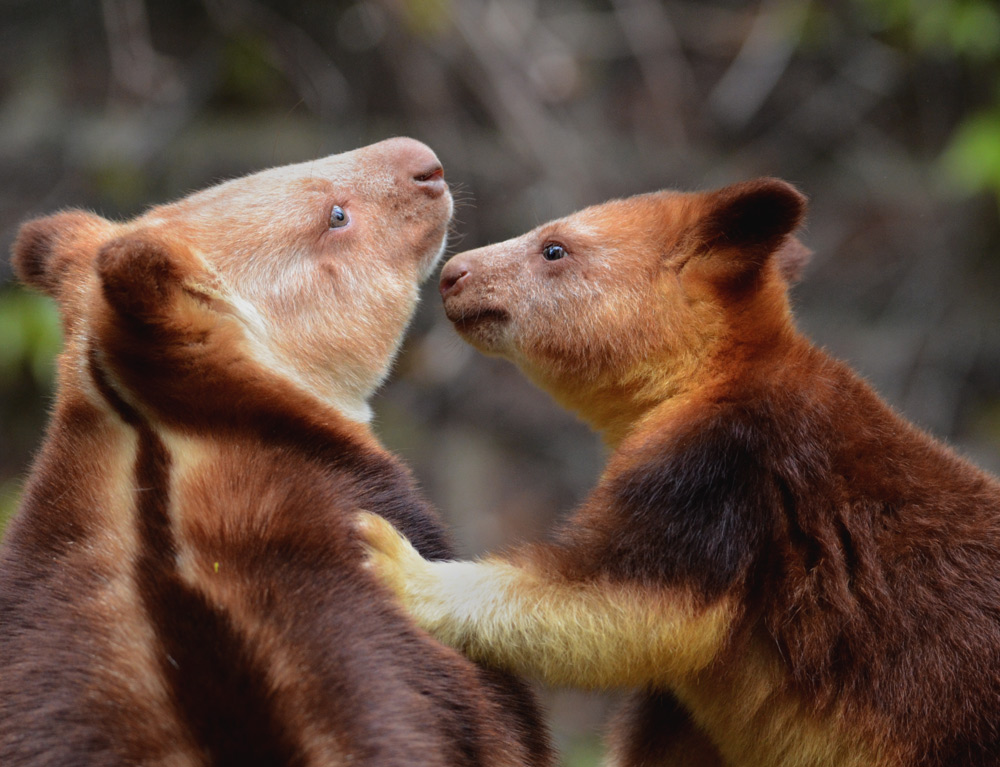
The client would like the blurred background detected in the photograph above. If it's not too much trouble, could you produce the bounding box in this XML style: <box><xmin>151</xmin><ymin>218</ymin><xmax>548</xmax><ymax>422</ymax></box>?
<box><xmin>2</xmin><ymin>0</ymin><xmax>1000</xmax><ymax>762</ymax></box>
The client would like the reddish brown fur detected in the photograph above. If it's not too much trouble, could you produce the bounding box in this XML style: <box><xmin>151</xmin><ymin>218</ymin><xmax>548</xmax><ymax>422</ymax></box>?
<box><xmin>1</xmin><ymin>139</ymin><xmax>551</xmax><ymax>766</ymax></box>
<box><xmin>420</xmin><ymin>179</ymin><xmax>1000</xmax><ymax>765</ymax></box>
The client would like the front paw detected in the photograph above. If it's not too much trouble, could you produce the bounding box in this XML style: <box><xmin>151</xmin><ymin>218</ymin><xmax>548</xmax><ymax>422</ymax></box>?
<box><xmin>355</xmin><ymin>511</ymin><xmax>430</xmax><ymax>606</ymax></box>
<box><xmin>355</xmin><ymin>512</ymin><xmax>473</xmax><ymax>647</ymax></box>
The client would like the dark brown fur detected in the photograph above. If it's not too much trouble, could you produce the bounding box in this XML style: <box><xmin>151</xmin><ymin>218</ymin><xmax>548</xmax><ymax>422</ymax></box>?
<box><xmin>371</xmin><ymin>178</ymin><xmax>1000</xmax><ymax>766</ymax></box>
<box><xmin>562</xmin><ymin>353</ymin><xmax>1000</xmax><ymax>765</ymax></box>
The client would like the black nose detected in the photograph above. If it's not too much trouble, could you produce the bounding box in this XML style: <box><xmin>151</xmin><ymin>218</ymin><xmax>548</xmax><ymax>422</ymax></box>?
<box><xmin>440</xmin><ymin>260</ymin><xmax>469</xmax><ymax>299</ymax></box>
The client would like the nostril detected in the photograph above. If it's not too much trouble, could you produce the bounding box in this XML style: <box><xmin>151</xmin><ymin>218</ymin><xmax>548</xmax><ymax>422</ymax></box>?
<box><xmin>414</xmin><ymin>165</ymin><xmax>444</xmax><ymax>183</ymax></box>
<box><xmin>439</xmin><ymin>266</ymin><xmax>469</xmax><ymax>299</ymax></box>
<box><xmin>414</xmin><ymin>164</ymin><xmax>446</xmax><ymax>196</ymax></box>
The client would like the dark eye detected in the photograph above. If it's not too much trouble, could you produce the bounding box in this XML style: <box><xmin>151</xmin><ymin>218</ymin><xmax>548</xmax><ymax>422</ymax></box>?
<box><xmin>329</xmin><ymin>205</ymin><xmax>349</xmax><ymax>229</ymax></box>
<box><xmin>542</xmin><ymin>243</ymin><xmax>566</xmax><ymax>261</ymax></box>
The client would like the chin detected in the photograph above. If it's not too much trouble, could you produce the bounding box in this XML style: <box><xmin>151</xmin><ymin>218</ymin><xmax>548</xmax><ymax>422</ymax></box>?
<box><xmin>453</xmin><ymin>320</ymin><xmax>510</xmax><ymax>357</ymax></box>
<box><xmin>419</xmin><ymin>234</ymin><xmax>450</xmax><ymax>283</ymax></box>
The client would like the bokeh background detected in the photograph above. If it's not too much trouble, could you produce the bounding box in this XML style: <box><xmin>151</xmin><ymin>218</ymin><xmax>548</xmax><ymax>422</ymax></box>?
<box><xmin>2</xmin><ymin>0</ymin><xmax>1000</xmax><ymax>762</ymax></box>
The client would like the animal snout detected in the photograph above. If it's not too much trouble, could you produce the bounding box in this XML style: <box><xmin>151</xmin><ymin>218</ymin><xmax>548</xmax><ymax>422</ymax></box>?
<box><xmin>439</xmin><ymin>260</ymin><xmax>470</xmax><ymax>299</ymax></box>
<box><xmin>381</xmin><ymin>137</ymin><xmax>447</xmax><ymax>198</ymax></box>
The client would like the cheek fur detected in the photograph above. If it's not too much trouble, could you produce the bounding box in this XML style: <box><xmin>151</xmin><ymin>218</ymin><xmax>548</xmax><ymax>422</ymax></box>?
<box><xmin>262</xmin><ymin>256</ymin><xmax>418</xmax><ymax>401</ymax></box>
<box><xmin>515</xmin><ymin>277</ymin><xmax>654</xmax><ymax>374</ymax></box>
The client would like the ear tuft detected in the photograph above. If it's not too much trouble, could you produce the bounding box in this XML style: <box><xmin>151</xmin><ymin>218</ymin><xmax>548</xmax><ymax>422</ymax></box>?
<box><xmin>775</xmin><ymin>236</ymin><xmax>812</xmax><ymax>283</ymax></box>
<box><xmin>699</xmin><ymin>178</ymin><xmax>807</xmax><ymax>255</ymax></box>
<box><xmin>11</xmin><ymin>211</ymin><xmax>109</xmax><ymax>298</ymax></box>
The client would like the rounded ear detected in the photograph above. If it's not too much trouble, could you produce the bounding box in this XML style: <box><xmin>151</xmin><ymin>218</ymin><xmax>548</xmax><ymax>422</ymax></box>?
<box><xmin>691</xmin><ymin>178</ymin><xmax>807</xmax><ymax>285</ymax></box>
<box><xmin>11</xmin><ymin>210</ymin><xmax>113</xmax><ymax>299</ymax></box>
<box><xmin>96</xmin><ymin>232</ymin><xmax>223</xmax><ymax>323</ymax></box>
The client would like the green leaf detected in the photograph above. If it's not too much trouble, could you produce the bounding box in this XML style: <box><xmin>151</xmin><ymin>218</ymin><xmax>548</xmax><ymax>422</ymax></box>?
<box><xmin>947</xmin><ymin>1</ymin><xmax>1000</xmax><ymax>58</ymax></box>
<box><xmin>0</xmin><ymin>290</ymin><xmax>61</xmax><ymax>386</ymax></box>
<box><xmin>941</xmin><ymin>109</ymin><xmax>1000</xmax><ymax>195</ymax></box>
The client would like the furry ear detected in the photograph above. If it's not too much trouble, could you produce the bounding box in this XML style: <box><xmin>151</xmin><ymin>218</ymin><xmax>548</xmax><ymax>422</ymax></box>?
<box><xmin>96</xmin><ymin>232</ymin><xmax>224</xmax><ymax>323</ymax></box>
<box><xmin>691</xmin><ymin>178</ymin><xmax>807</xmax><ymax>284</ymax></box>
<box><xmin>11</xmin><ymin>210</ymin><xmax>114</xmax><ymax>299</ymax></box>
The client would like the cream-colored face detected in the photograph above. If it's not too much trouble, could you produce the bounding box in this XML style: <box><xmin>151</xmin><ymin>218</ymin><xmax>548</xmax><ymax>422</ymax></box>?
<box><xmin>131</xmin><ymin>138</ymin><xmax>453</xmax><ymax>421</ymax></box>
<box><xmin>13</xmin><ymin>138</ymin><xmax>452</xmax><ymax>424</ymax></box>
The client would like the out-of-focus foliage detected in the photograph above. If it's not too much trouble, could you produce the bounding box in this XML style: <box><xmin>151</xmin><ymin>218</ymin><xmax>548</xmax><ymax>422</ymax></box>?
<box><xmin>0</xmin><ymin>479</ymin><xmax>21</xmax><ymax>534</ymax></box>
<box><xmin>857</xmin><ymin>0</ymin><xmax>1000</xmax><ymax>58</ymax></box>
<box><xmin>0</xmin><ymin>290</ymin><xmax>61</xmax><ymax>386</ymax></box>
<box><xmin>944</xmin><ymin>108</ymin><xmax>1000</xmax><ymax>200</ymax></box>
<box><xmin>0</xmin><ymin>288</ymin><xmax>60</xmax><ymax>532</ymax></box>
<box><xmin>853</xmin><ymin>0</ymin><xmax>1000</xmax><ymax>201</ymax></box>
<box><xmin>2</xmin><ymin>1</ymin><xmax>1000</xmax><ymax>762</ymax></box>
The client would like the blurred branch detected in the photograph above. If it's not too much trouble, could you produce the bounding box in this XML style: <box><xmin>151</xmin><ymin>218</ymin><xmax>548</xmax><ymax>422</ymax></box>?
<box><xmin>718</xmin><ymin>36</ymin><xmax>902</xmax><ymax>176</ymax></box>
<box><xmin>445</xmin><ymin>0</ymin><xmax>593</xmax><ymax>197</ymax></box>
<box><xmin>611</xmin><ymin>0</ymin><xmax>693</xmax><ymax>145</ymax></box>
<box><xmin>97</xmin><ymin>0</ymin><xmax>218</xmax><ymax>173</ymax></box>
<box><xmin>709</xmin><ymin>0</ymin><xmax>810</xmax><ymax>129</ymax></box>
<box><xmin>101</xmin><ymin>0</ymin><xmax>185</xmax><ymax>106</ymax></box>
<box><xmin>203</xmin><ymin>0</ymin><xmax>351</xmax><ymax>120</ymax></box>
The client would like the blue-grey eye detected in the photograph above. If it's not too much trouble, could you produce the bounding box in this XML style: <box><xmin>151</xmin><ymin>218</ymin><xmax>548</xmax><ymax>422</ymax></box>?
<box><xmin>330</xmin><ymin>205</ymin><xmax>349</xmax><ymax>228</ymax></box>
<box><xmin>542</xmin><ymin>243</ymin><xmax>566</xmax><ymax>261</ymax></box>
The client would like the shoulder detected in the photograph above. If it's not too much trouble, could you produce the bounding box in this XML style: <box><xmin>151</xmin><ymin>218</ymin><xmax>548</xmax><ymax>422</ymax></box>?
<box><xmin>612</xmin><ymin>405</ymin><xmax>771</xmax><ymax>510</ymax></box>
<box><xmin>575</xmin><ymin>402</ymin><xmax>789</xmax><ymax>599</ymax></box>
